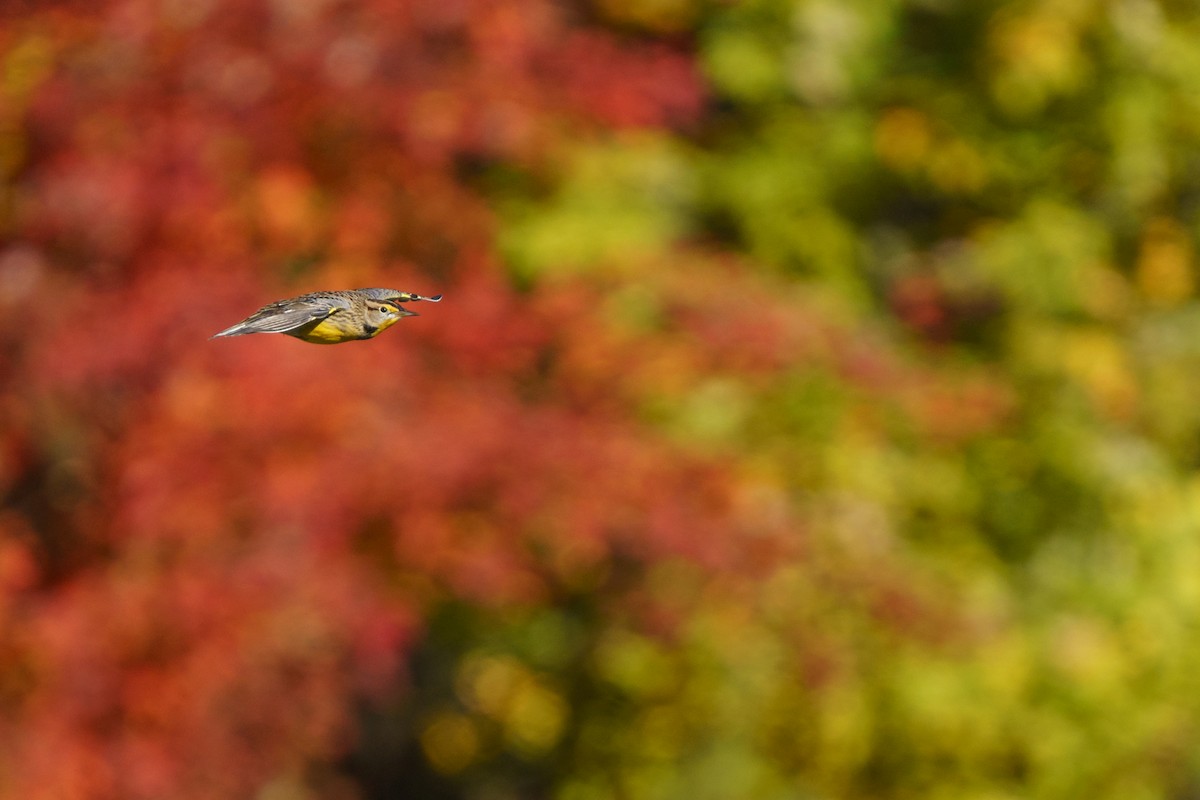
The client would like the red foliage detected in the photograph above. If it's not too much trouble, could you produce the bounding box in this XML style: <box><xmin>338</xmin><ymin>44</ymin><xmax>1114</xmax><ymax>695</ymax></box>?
<box><xmin>0</xmin><ymin>2</ymin><xmax>969</xmax><ymax>797</ymax></box>
<box><xmin>0</xmin><ymin>1</ymin><xmax>717</xmax><ymax>795</ymax></box>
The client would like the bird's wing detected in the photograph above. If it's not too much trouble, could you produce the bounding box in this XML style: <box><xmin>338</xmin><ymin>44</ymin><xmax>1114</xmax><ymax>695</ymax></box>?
<box><xmin>357</xmin><ymin>288</ymin><xmax>443</xmax><ymax>303</ymax></box>
<box><xmin>212</xmin><ymin>297</ymin><xmax>344</xmax><ymax>337</ymax></box>
<box><xmin>245</xmin><ymin>299</ymin><xmax>344</xmax><ymax>332</ymax></box>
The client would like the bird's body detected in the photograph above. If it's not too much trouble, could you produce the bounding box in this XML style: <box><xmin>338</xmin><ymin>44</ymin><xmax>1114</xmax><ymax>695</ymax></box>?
<box><xmin>212</xmin><ymin>288</ymin><xmax>442</xmax><ymax>344</ymax></box>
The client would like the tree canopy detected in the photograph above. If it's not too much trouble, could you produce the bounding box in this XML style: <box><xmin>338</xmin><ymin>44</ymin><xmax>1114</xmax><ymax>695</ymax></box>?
<box><xmin>3</xmin><ymin>1</ymin><xmax>1200</xmax><ymax>798</ymax></box>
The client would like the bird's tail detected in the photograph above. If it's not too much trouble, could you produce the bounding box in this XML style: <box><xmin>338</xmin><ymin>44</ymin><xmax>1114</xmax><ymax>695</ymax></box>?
<box><xmin>210</xmin><ymin>324</ymin><xmax>254</xmax><ymax>339</ymax></box>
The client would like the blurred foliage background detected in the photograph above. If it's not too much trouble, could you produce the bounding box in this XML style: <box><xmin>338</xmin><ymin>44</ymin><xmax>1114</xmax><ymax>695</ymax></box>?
<box><xmin>4</xmin><ymin>0</ymin><xmax>1200</xmax><ymax>798</ymax></box>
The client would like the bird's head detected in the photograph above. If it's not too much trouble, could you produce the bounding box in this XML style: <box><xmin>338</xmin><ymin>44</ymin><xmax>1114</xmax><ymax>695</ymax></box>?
<box><xmin>363</xmin><ymin>300</ymin><xmax>419</xmax><ymax>334</ymax></box>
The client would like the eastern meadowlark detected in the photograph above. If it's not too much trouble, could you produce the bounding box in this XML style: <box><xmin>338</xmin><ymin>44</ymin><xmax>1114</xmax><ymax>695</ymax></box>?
<box><xmin>212</xmin><ymin>288</ymin><xmax>442</xmax><ymax>344</ymax></box>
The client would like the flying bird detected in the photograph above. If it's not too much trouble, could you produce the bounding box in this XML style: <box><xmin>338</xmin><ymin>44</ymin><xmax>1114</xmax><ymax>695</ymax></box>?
<box><xmin>212</xmin><ymin>288</ymin><xmax>442</xmax><ymax>344</ymax></box>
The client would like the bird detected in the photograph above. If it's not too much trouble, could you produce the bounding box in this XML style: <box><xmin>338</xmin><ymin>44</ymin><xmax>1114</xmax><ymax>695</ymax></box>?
<box><xmin>212</xmin><ymin>288</ymin><xmax>442</xmax><ymax>344</ymax></box>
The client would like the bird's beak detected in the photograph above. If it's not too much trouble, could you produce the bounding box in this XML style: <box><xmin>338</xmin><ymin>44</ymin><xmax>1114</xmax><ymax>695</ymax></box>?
<box><xmin>400</xmin><ymin>307</ymin><xmax>419</xmax><ymax>317</ymax></box>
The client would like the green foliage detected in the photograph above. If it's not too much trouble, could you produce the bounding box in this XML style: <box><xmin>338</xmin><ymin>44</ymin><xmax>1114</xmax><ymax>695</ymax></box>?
<box><xmin>499</xmin><ymin>134</ymin><xmax>695</xmax><ymax>281</ymax></box>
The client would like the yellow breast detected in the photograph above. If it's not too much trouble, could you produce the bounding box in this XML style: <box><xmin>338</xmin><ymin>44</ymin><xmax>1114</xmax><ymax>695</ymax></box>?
<box><xmin>289</xmin><ymin>313</ymin><xmax>402</xmax><ymax>344</ymax></box>
<box><xmin>292</xmin><ymin>316</ymin><xmax>361</xmax><ymax>344</ymax></box>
